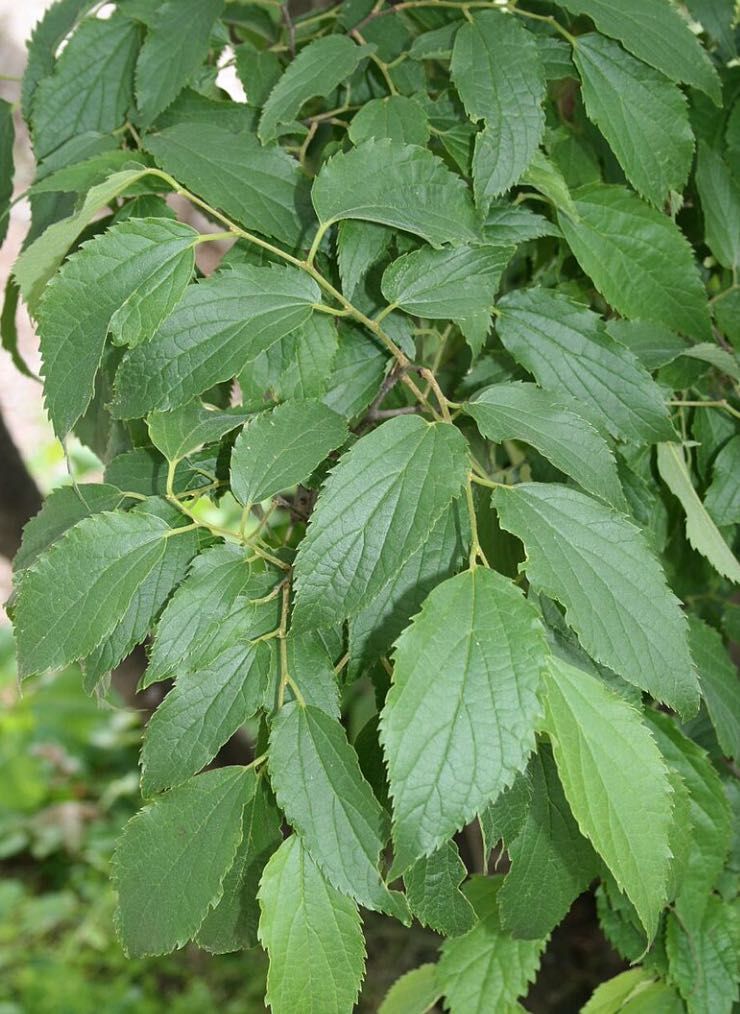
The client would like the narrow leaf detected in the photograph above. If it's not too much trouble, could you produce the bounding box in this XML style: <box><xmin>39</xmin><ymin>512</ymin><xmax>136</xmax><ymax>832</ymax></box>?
<box><xmin>695</xmin><ymin>142</ymin><xmax>740</xmax><ymax>270</ymax></box>
<box><xmin>689</xmin><ymin>617</ymin><xmax>740</xmax><ymax>760</ymax></box>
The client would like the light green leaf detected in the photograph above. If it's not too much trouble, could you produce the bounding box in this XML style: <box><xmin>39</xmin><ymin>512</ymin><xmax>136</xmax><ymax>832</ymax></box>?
<box><xmin>113</xmin><ymin>766</ymin><xmax>254</xmax><ymax>956</ymax></box>
<box><xmin>31</xmin><ymin>15</ymin><xmax>139</xmax><ymax>159</ymax></box>
<box><xmin>521</xmin><ymin>151</ymin><xmax>579</xmax><ymax>219</ymax></box>
<box><xmin>144</xmin><ymin>123</ymin><xmax>313</xmax><ymax>248</ymax></box>
<box><xmin>451</xmin><ymin>10</ymin><xmax>545</xmax><ymax>205</ymax></box>
<box><xmin>543</xmin><ymin>656</ymin><xmax>673</xmax><ymax>939</ymax></box>
<box><xmin>553</xmin><ymin>0</ymin><xmax>721</xmax><ymax>102</ymax></box>
<box><xmin>689</xmin><ymin>617</ymin><xmax>740</xmax><ymax>760</ymax></box>
<box><xmin>259</xmin><ymin>35</ymin><xmax>372</xmax><ymax>143</ymax></box>
<box><xmin>230</xmin><ymin>399</ymin><xmax>347</xmax><ymax>506</ymax></box>
<box><xmin>135</xmin><ymin>0</ymin><xmax>224</xmax><ymax>125</ymax></box>
<box><xmin>197</xmin><ymin>776</ymin><xmax>282</xmax><ymax>953</ymax></box>
<box><xmin>695</xmin><ymin>142</ymin><xmax>740</xmax><ymax>271</ymax></box>
<box><xmin>337</xmin><ymin>219</ymin><xmax>392</xmax><ymax>302</ymax></box>
<box><xmin>381</xmin><ymin>568</ymin><xmax>548</xmax><ymax>876</ymax></box>
<box><xmin>0</xmin><ymin>99</ymin><xmax>13</xmax><ymax>248</ymax></box>
<box><xmin>112</xmin><ymin>264</ymin><xmax>320</xmax><ymax>417</ymax></box>
<box><xmin>666</xmin><ymin>895</ymin><xmax>739</xmax><ymax>1014</ymax></box>
<box><xmin>311</xmin><ymin>138</ymin><xmax>480</xmax><ymax>247</ymax></box>
<box><xmin>143</xmin><ymin>545</ymin><xmax>278</xmax><ymax>687</ymax></box>
<box><xmin>258</xmin><ymin>836</ymin><xmax>366</xmax><ymax>1014</ymax></box>
<box><xmin>581</xmin><ymin>968</ymin><xmax>673</xmax><ymax>1014</ymax></box>
<box><xmin>141</xmin><ymin>638</ymin><xmax>272</xmax><ymax>796</ymax></box>
<box><xmin>292</xmin><ymin>417</ymin><xmax>469</xmax><ymax>628</ymax></box>
<box><xmin>14</xmin><ymin>165</ymin><xmax>159</xmax><ymax>315</ymax></box>
<box><xmin>148</xmin><ymin>400</ymin><xmax>254</xmax><ymax>463</ymax></box>
<box><xmin>496</xmin><ymin>288</ymin><xmax>675</xmax><ymax>444</ymax></box>
<box><xmin>404</xmin><ymin>841</ymin><xmax>475</xmax><ymax>937</ymax></box>
<box><xmin>494</xmin><ymin>483</ymin><xmax>700</xmax><ymax>716</ymax></box>
<box><xmin>466</xmin><ymin>382</ymin><xmax>627</xmax><ymax>509</ymax></box>
<box><xmin>349</xmin><ymin>95</ymin><xmax>430</xmax><ymax>145</ymax></box>
<box><xmin>498</xmin><ymin>744</ymin><xmax>599</xmax><ymax>940</ymax></box>
<box><xmin>381</xmin><ymin>244</ymin><xmax>511</xmax><ymax>320</ymax></box>
<box><xmin>268</xmin><ymin>703</ymin><xmax>407</xmax><ymax>919</ymax></box>
<box><xmin>573</xmin><ymin>33</ymin><xmax>693</xmax><ymax>208</ymax></box>
<box><xmin>31</xmin><ymin>149</ymin><xmax>139</xmax><ymax>197</ymax></box>
<box><xmin>14</xmin><ymin>510</ymin><xmax>181</xmax><ymax>678</ymax></box>
<box><xmin>705</xmin><ymin>435</ymin><xmax>740</xmax><ymax>527</ymax></box>
<box><xmin>37</xmin><ymin>217</ymin><xmax>196</xmax><ymax>436</ymax></box>
<box><xmin>558</xmin><ymin>184</ymin><xmax>712</xmax><ymax>340</ymax></box>
<box><xmin>656</xmin><ymin>443</ymin><xmax>740</xmax><ymax>584</ymax></box>
<box><xmin>437</xmin><ymin>876</ymin><xmax>546</xmax><ymax>1014</ymax></box>
<box><xmin>379</xmin><ymin>964</ymin><xmax>441</xmax><ymax>1014</ymax></box>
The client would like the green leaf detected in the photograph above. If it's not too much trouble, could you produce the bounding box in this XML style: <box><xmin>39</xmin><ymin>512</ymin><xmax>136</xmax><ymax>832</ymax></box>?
<box><xmin>0</xmin><ymin>99</ymin><xmax>14</xmax><ymax>248</ymax></box>
<box><xmin>695</xmin><ymin>142</ymin><xmax>740</xmax><ymax>271</ymax></box>
<box><xmin>378</xmin><ymin>964</ymin><xmax>441</xmax><ymax>1014</ymax></box>
<box><xmin>268</xmin><ymin>703</ymin><xmax>407</xmax><ymax>919</ymax></box>
<box><xmin>31</xmin><ymin>149</ymin><xmax>136</xmax><ymax>197</ymax></box>
<box><xmin>605</xmin><ymin>319</ymin><xmax>690</xmax><ymax>372</ymax></box>
<box><xmin>451</xmin><ymin>10</ymin><xmax>545</xmax><ymax>205</ymax></box>
<box><xmin>112</xmin><ymin>264</ymin><xmax>320</xmax><ymax>417</ymax></box>
<box><xmin>143</xmin><ymin>545</ymin><xmax>278</xmax><ymax>686</ymax></box>
<box><xmin>21</xmin><ymin>0</ymin><xmax>97</xmax><ymax>123</ymax></box>
<box><xmin>197</xmin><ymin>776</ymin><xmax>282</xmax><ymax>953</ymax></box>
<box><xmin>349</xmin><ymin>95</ymin><xmax>430</xmax><ymax>145</ymax></box>
<box><xmin>381</xmin><ymin>244</ymin><xmax>511</xmax><ymax>321</ymax></box>
<box><xmin>705</xmin><ymin>435</ymin><xmax>740</xmax><ymax>528</ymax></box>
<box><xmin>404</xmin><ymin>840</ymin><xmax>475</xmax><ymax>937</ymax></box>
<box><xmin>311</xmin><ymin>139</ymin><xmax>480</xmax><ymax>247</ymax></box>
<box><xmin>337</xmin><ymin>219</ymin><xmax>393</xmax><ymax>302</ymax></box>
<box><xmin>230</xmin><ymin>400</ymin><xmax>347</xmax><ymax>506</ymax></box>
<box><xmin>258</xmin><ymin>835</ymin><xmax>366</xmax><ymax>1014</ymax></box>
<box><xmin>437</xmin><ymin>877</ymin><xmax>546</xmax><ymax>1013</ymax></box>
<box><xmin>234</xmin><ymin>41</ymin><xmax>281</xmax><ymax>109</ymax></box>
<box><xmin>14</xmin><ymin>483</ymin><xmax>125</xmax><ymax>573</ymax></box>
<box><xmin>144</xmin><ymin>123</ymin><xmax>313</xmax><ymax>248</ymax></box>
<box><xmin>259</xmin><ymin>35</ymin><xmax>372</xmax><ymax>144</ymax></box>
<box><xmin>647</xmin><ymin>711</ymin><xmax>732</xmax><ymax>918</ymax></box>
<box><xmin>689</xmin><ymin>617</ymin><xmax>740</xmax><ymax>760</ymax></box>
<box><xmin>572</xmin><ymin>33</ymin><xmax>693</xmax><ymax>208</ymax></box>
<box><xmin>656</xmin><ymin>443</ymin><xmax>740</xmax><ymax>584</ymax></box>
<box><xmin>380</xmin><ymin>568</ymin><xmax>548</xmax><ymax>876</ymax></box>
<box><xmin>113</xmin><ymin>766</ymin><xmax>254</xmax><ymax>957</ymax></box>
<box><xmin>666</xmin><ymin>895</ymin><xmax>739</xmax><ymax>1013</ymax></box>
<box><xmin>542</xmin><ymin>656</ymin><xmax>673</xmax><ymax>940</ymax></box>
<box><xmin>466</xmin><ymin>382</ymin><xmax>627</xmax><ymax>509</ymax></box>
<box><xmin>494</xmin><ymin>483</ymin><xmax>700</xmax><ymax>716</ymax></box>
<box><xmin>521</xmin><ymin>150</ymin><xmax>579</xmax><ymax>219</ymax></box>
<box><xmin>558</xmin><ymin>184</ymin><xmax>712</xmax><ymax>340</ymax></box>
<box><xmin>135</xmin><ymin>0</ymin><xmax>224</xmax><ymax>125</ymax></box>
<box><xmin>498</xmin><ymin>744</ymin><xmax>599</xmax><ymax>940</ymax></box>
<box><xmin>292</xmin><ymin>417</ymin><xmax>469</xmax><ymax>628</ymax></box>
<box><xmin>409</xmin><ymin>23</ymin><xmax>461</xmax><ymax>60</ymax></box>
<box><xmin>148</xmin><ymin>400</ymin><xmax>254</xmax><ymax>463</ymax></box>
<box><xmin>14</xmin><ymin>509</ymin><xmax>183</xmax><ymax>678</ymax></box>
<box><xmin>581</xmin><ymin>968</ymin><xmax>678</xmax><ymax>1014</ymax></box>
<box><xmin>553</xmin><ymin>0</ymin><xmax>721</xmax><ymax>103</ymax></box>
<box><xmin>37</xmin><ymin>217</ymin><xmax>197</xmax><ymax>436</ymax></box>
<box><xmin>31</xmin><ymin>15</ymin><xmax>139</xmax><ymax>159</ymax></box>
<box><xmin>483</xmin><ymin>203</ymin><xmax>561</xmax><ymax>246</ymax></box>
<box><xmin>478</xmin><ymin>771</ymin><xmax>533</xmax><ymax>859</ymax></box>
<box><xmin>14</xmin><ymin>167</ymin><xmax>156</xmax><ymax>313</ymax></box>
<box><xmin>496</xmin><ymin>288</ymin><xmax>675</xmax><ymax>444</ymax></box>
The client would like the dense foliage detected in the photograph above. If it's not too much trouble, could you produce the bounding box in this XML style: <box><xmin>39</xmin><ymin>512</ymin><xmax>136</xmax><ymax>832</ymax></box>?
<box><xmin>3</xmin><ymin>0</ymin><xmax>740</xmax><ymax>1010</ymax></box>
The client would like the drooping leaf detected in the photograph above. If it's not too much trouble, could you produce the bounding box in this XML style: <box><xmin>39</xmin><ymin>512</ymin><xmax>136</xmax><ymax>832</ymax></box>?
<box><xmin>380</xmin><ymin>568</ymin><xmax>548</xmax><ymax>876</ymax></box>
<box><xmin>349</xmin><ymin>95</ymin><xmax>430</xmax><ymax>145</ymax></box>
<box><xmin>404</xmin><ymin>840</ymin><xmax>475</xmax><ymax>938</ymax></box>
<box><xmin>572</xmin><ymin>33</ymin><xmax>693</xmax><ymax>208</ymax></box>
<box><xmin>31</xmin><ymin>15</ymin><xmax>139</xmax><ymax>159</ymax></box>
<box><xmin>656</xmin><ymin>443</ymin><xmax>740</xmax><ymax>584</ymax></box>
<box><xmin>113</xmin><ymin>766</ymin><xmax>254</xmax><ymax>956</ymax></box>
<box><xmin>258</xmin><ymin>836</ymin><xmax>366</xmax><ymax>1014</ymax></box>
<box><xmin>381</xmin><ymin>245</ymin><xmax>511</xmax><ymax>321</ymax></box>
<box><xmin>112</xmin><ymin>264</ymin><xmax>320</xmax><ymax>417</ymax></box>
<box><xmin>259</xmin><ymin>35</ymin><xmax>372</xmax><ymax>143</ymax></box>
<box><xmin>498</xmin><ymin>744</ymin><xmax>600</xmax><ymax>940</ymax></box>
<box><xmin>292</xmin><ymin>417</ymin><xmax>469</xmax><ymax>629</ymax></box>
<box><xmin>451</xmin><ymin>10</ymin><xmax>545</xmax><ymax>206</ymax></box>
<box><xmin>695</xmin><ymin>142</ymin><xmax>740</xmax><ymax>271</ymax></box>
<box><xmin>269</xmin><ymin>703</ymin><xmax>407</xmax><ymax>919</ymax></box>
<box><xmin>144</xmin><ymin>123</ymin><xmax>314</xmax><ymax>248</ymax></box>
<box><xmin>311</xmin><ymin>139</ymin><xmax>480</xmax><ymax>247</ymax></box>
<box><xmin>466</xmin><ymin>382</ymin><xmax>627</xmax><ymax>509</ymax></box>
<box><xmin>542</xmin><ymin>656</ymin><xmax>673</xmax><ymax>940</ymax></box>
<box><xmin>135</xmin><ymin>0</ymin><xmax>224</xmax><ymax>125</ymax></box>
<box><xmin>37</xmin><ymin>217</ymin><xmax>197</xmax><ymax>436</ymax></box>
<box><xmin>148</xmin><ymin>400</ymin><xmax>254</xmax><ymax>463</ymax></box>
<box><xmin>494</xmin><ymin>483</ymin><xmax>700</xmax><ymax>716</ymax></box>
<box><xmin>688</xmin><ymin>617</ymin><xmax>740</xmax><ymax>761</ymax></box>
<box><xmin>437</xmin><ymin>877</ymin><xmax>547</xmax><ymax>1013</ymax></box>
<box><xmin>230</xmin><ymin>400</ymin><xmax>347</xmax><ymax>506</ymax></box>
<box><xmin>558</xmin><ymin>184</ymin><xmax>712</xmax><ymax>340</ymax></box>
<box><xmin>552</xmin><ymin>0</ymin><xmax>721</xmax><ymax>102</ymax></box>
<box><xmin>495</xmin><ymin>288</ymin><xmax>675</xmax><ymax>444</ymax></box>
